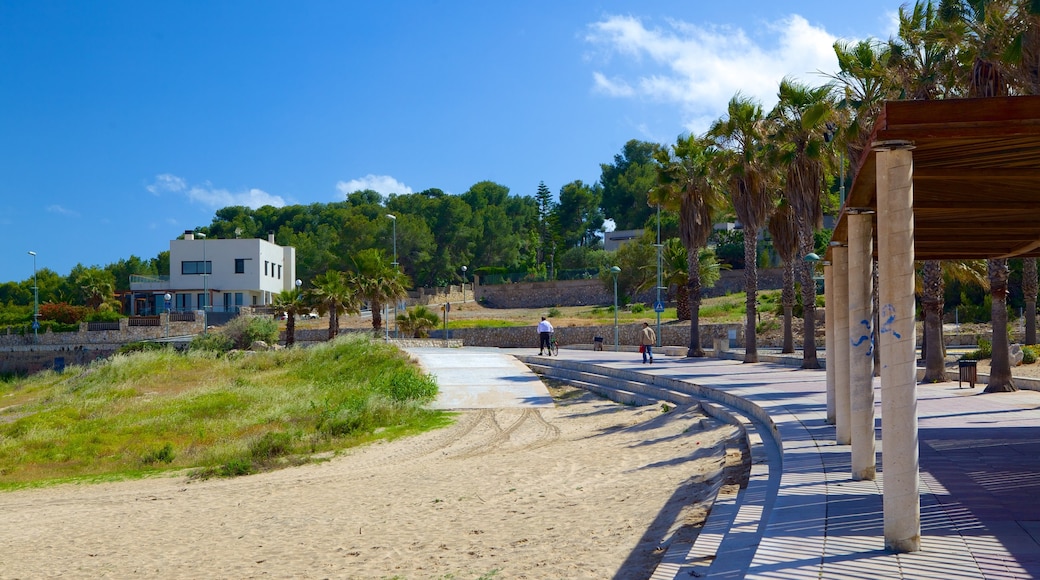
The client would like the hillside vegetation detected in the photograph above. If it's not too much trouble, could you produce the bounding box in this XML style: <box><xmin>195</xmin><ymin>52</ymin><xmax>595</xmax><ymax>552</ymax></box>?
<box><xmin>0</xmin><ymin>335</ymin><xmax>448</xmax><ymax>490</ymax></box>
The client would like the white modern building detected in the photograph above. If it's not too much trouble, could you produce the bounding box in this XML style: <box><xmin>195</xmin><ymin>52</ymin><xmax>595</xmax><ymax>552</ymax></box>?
<box><xmin>128</xmin><ymin>231</ymin><xmax>297</xmax><ymax>316</ymax></box>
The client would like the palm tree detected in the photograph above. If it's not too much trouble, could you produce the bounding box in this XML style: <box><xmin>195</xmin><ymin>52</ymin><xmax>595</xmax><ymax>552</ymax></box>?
<box><xmin>986</xmin><ymin>258</ymin><xmax>1017</xmax><ymax>391</ymax></box>
<box><xmin>1024</xmin><ymin>258</ymin><xmax>1038</xmax><ymax>344</ymax></box>
<box><xmin>76</xmin><ymin>268</ymin><xmax>117</xmax><ymax>311</ymax></box>
<box><xmin>397</xmin><ymin>305</ymin><xmax>441</xmax><ymax>338</ymax></box>
<box><xmin>768</xmin><ymin>201</ymin><xmax>800</xmax><ymax>353</ymax></box>
<box><xmin>939</xmin><ymin>0</ymin><xmax>1023</xmax><ymax>390</ymax></box>
<box><xmin>918</xmin><ymin>260</ymin><xmax>989</xmax><ymax>381</ymax></box>
<box><xmin>938</xmin><ymin>0</ymin><xmax>1019</xmax><ymax>98</ymax></box>
<box><xmin>769</xmin><ymin>78</ymin><xmax>835</xmax><ymax>369</ymax></box>
<box><xmin>348</xmin><ymin>248</ymin><xmax>411</xmax><ymax>333</ymax></box>
<box><xmin>919</xmin><ymin>260</ymin><xmax>946</xmax><ymax>381</ymax></box>
<box><xmin>709</xmin><ymin>94</ymin><xmax>776</xmax><ymax>363</ymax></box>
<box><xmin>309</xmin><ymin>270</ymin><xmax>359</xmax><ymax>340</ymax></box>
<box><xmin>647</xmin><ymin>238</ymin><xmax>726</xmax><ymax>322</ymax></box>
<box><xmin>653</xmin><ymin>134</ymin><xmax>726</xmax><ymax>357</ymax></box>
<box><xmin>271</xmin><ymin>287</ymin><xmax>308</xmax><ymax>346</ymax></box>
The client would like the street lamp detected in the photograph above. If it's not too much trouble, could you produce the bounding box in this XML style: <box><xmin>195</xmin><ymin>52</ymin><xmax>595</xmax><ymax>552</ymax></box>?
<box><xmin>655</xmin><ymin>203</ymin><xmax>663</xmax><ymax>347</ymax></box>
<box><xmin>610</xmin><ymin>266</ymin><xmax>621</xmax><ymax>352</ymax></box>
<box><xmin>197</xmin><ymin>232</ymin><xmax>208</xmax><ymax>333</ymax></box>
<box><xmin>461</xmin><ymin>265</ymin><xmax>468</xmax><ymax>303</ymax></box>
<box><xmin>164</xmin><ymin>292</ymin><xmax>172</xmax><ymax>337</ymax></box>
<box><xmin>28</xmin><ymin>251</ymin><xmax>38</xmax><ymax>343</ymax></box>
<box><xmin>386</xmin><ymin>214</ymin><xmax>398</xmax><ymax>268</ymax></box>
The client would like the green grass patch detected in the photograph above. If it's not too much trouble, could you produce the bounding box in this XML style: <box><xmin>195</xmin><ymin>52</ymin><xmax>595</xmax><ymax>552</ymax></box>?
<box><xmin>0</xmin><ymin>334</ymin><xmax>448</xmax><ymax>489</ymax></box>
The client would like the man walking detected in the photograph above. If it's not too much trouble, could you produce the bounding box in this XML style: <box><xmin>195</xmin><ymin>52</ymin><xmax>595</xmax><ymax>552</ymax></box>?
<box><xmin>537</xmin><ymin>316</ymin><xmax>554</xmax><ymax>355</ymax></box>
<box><xmin>639</xmin><ymin>322</ymin><xmax>656</xmax><ymax>364</ymax></box>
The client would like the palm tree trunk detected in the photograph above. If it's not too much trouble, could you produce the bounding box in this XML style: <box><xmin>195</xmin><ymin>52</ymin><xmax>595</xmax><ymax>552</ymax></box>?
<box><xmin>921</xmin><ymin>260</ymin><xmax>947</xmax><ymax>382</ymax></box>
<box><xmin>286</xmin><ymin>316</ymin><xmax>296</xmax><ymax>347</ymax></box>
<box><xmin>676</xmin><ymin>284</ymin><xmax>691</xmax><ymax>321</ymax></box>
<box><xmin>1024</xmin><ymin>258</ymin><xmax>1038</xmax><ymax>344</ymax></box>
<box><xmin>985</xmin><ymin>258</ymin><xmax>1016</xmax><ymax>392</ymax></box>
<box><xmin>687</xmin><ymin>250</ymin><xmax>705</xmax><ymax>357</ymax></box>
<box><xmin>782</xmin><ymin>260</ymin><xmax>795</xmax><ymax>353</ymax></box>
<box><xmin>744</xmin><ymin>226</ymin><xmax>759</xmax><ymax>363</ymax></box>
<box><xmin>798</xmin><ymin>224</ymin><xmax>819</xmax><ymax>369</ymax></box>
<box><xmin>371</xmin><ymin>300</ymin><xmax>383</xmax><ymax>331</ymax></box>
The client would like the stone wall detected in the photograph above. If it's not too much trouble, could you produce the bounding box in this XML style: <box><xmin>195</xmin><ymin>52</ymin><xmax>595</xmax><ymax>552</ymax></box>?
<box><xmin>470</xmin><ymin>268</ymin><xmax>785</xmax><ymax>309</ymax></box>
<box><xmin>430</xmin><ymin>322</ymin><xmax>744</xmax><ymax>350</ymax></box>
<box><xmin>474</xmin><ymin>279</ymin><xmax>611</xmax><ymax>308</ymax></box>
<box><xmin>0</xmin><ymin>313</ymin><xmax>205</xmax><ymax>375</ymax></box>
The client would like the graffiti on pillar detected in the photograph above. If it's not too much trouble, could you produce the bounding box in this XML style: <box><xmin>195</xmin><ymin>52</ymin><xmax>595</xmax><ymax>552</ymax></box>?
<box><xmin>851</xmin><ymin>319</ymin><xmax>874</xmax><ymax>357</ymax></box>
<box><xmin>879</xmin><ymin>304</ymin><xmax>902</xmax><ymax>339</ymax></box>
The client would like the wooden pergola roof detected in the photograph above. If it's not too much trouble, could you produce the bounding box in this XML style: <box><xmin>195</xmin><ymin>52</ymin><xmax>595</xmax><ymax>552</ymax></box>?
<box><xmin>831</xmin><ymin>96</ymin><xmax>1040</xmax><ymax>261</ymax></box>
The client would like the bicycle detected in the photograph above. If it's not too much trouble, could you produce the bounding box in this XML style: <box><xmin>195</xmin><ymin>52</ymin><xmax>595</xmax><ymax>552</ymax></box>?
<box><xmin>549</xmin><ymin>333</ymin><xmax>559</xmax><ymax>356</ymax></box>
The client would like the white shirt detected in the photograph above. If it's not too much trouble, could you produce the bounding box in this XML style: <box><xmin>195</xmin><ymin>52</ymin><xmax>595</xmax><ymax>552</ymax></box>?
<box><xmin>537</xmin><ymin>319</ymin><xmax>553</xmax><ymax>333</ymax></box>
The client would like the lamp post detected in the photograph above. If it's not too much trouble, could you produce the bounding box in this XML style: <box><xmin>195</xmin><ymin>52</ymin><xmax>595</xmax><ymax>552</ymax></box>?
<box><xmin>461</xmin><ymin>265</ymin><xmax>468</xmax><ymax>303</ymax></box>
<box><xmin>164</xmin><ymin>292</ymin><xmax>172</xmax><ymax>338</ymax></box>
<box><xmin>197</xmin><ymin>232</ymin><xmax>208</xmax><ymax>333</ymax></box>
<box><xmin>387</xmin><ymin>214</ymin><xmax>398</xmax><ymax>338</ymax></box>
<box><xmin>655</xmin><ymin>203</ymin><xmax>663</xmax><ymax>347</ymax></box>
<box><xmin>610</xmin><ymin>266</ymin><xmax>621</xmax><ymax>352</ymax></box>
<box><xmin>28</xmin><ymin>251</ymin><xmax>38</xmax><ymax>343</ymax></box>
<box><xmin>804</xmin><ymin>252</ymin><xmax>822</xmax><ymax>294</ymax></box>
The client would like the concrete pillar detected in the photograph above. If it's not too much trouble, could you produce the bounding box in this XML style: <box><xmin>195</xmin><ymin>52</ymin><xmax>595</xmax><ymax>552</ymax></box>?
<box><xmin>832</xmin><ymin>246</ymin><xmax>851</xmax><ymax>445</ymax></box>
<box><xmin>848</xmin><ymin>212</ymin><xmax>876</xmax><ymax>480</ymax></box>
<box><xmin>824</xmin><ymin>263</ymin><xmax>836</xmax><ymax>424</ymax></box>
<box><xmin>875</xmin><ymin>142</ymin><xmax>920</xmax><ymax>553</ymax></box>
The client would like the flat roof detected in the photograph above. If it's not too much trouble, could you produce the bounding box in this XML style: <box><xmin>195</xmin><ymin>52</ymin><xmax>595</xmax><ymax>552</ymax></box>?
<box><xmin>832</xmin><ymin>95</ymin><xmax>1040</xmax><ymax>260</ymax></box>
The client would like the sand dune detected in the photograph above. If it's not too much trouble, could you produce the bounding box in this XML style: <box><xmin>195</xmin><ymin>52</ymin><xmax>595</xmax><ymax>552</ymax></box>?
<box><xmin>0</xmin><ymin>388</ymin><xmax>741</xmax><ymax>579</ymax></box>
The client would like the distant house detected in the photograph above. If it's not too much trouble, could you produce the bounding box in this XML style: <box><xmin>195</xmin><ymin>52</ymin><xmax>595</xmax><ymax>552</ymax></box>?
<box><xmin>128</xmin><ymin>231</ymin><xmax>296</xmax><ymax>316</ymax></box>
<box><xmin>603</xmin><ymin>229</ymin><xmax>644</xmax><ymax>251</ymax></box>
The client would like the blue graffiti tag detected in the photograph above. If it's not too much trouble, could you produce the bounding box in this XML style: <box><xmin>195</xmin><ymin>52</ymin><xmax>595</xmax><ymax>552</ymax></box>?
<box><xmin>879</xmin><ymin>304</ymin><xmax>901</xmax><ymax>339</ymax></box>
<box><xmin>850</xmin><ymin>319</ymin><xmax>874</xmax><ymax>357</ymax></box>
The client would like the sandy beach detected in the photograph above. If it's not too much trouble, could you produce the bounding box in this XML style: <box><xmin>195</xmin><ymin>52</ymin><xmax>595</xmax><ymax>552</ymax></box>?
<box><xmin>0</xmin><ymin>386</ymin><xmax>743</xmax><ymax>579</ymax></box>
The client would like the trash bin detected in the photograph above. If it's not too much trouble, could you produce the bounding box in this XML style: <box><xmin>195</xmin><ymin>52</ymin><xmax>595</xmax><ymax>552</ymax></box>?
<box><xmin>958</xmin><ymin>359</ymin><xmax>977</xmax><ymax>388</ymax></box>
<box><xmin>593</xmin><ymin>336</ymin><xmax>604</xmax><ymax>351</ymax></box>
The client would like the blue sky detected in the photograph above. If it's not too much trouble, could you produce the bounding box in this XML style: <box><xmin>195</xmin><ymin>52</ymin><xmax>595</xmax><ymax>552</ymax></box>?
<box><xmin>0</xmin><ymin>1</ymin><xmax>902</xmax><ymax>284</ymax></box>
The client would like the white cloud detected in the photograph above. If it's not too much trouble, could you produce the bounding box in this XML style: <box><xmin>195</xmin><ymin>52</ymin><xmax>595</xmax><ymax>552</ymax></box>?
<box><xmin>585</xmin><ymin>14</ymin><xmax>840</xmax><ymax>134</ymax></box>
<box><xmin>46</xmin><ymin>204</ymin><xmax>79</xmax><ymax>217</ymax></box>
<box><xmin>335</xmin><ymin>175</ymin><xmax>413</xmax><ymax>199</ymax></box>
<box><xmin>145</xmin><ymin>174</ymin><xmax>286</xmax><ymax>209</ymax></box>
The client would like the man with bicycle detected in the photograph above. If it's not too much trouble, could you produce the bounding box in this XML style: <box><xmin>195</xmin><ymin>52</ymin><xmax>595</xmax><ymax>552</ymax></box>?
<box><xmin>537</xmin><ymin>316</ymin><xmax>554</xmax><ymax>355</ymax></box>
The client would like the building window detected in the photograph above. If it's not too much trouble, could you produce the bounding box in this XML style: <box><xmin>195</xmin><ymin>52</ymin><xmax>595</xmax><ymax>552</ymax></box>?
<box><xmin>197</xmin><ymin>293</ymin><xmax>208</xmax><ymax>308</ymax></box>
<box><xmin>264</xmin><ymin>261</ymin><xmax>269</xmax><ymax>276</ymax></box>
<box><xmin>235</xmin><ymin>292</ymin><xmax>244</xmax><ymax>306</ymax></box>
<box><xmin>235</xmin><ymin>259</ymin><xmax>245</xmax><ymax>274</ymax></box>
<box><xmin>252</xmin><ymin>295</ymin><xmax>258</xmax><ymax>305</ymax></box>
<box><xmin>278</xmin><ymin>265</ymin><xmax>282</xmax><ymax>279</ymax></box>
<box><xmin>181</xmin><ymin>261</ymin><xmax>211</xmax><ymax>275</ymax></box>
<box><xmin>175</xmin><ymin>294</ymin><xmax>190</xmax><ymax>310</ymax></box>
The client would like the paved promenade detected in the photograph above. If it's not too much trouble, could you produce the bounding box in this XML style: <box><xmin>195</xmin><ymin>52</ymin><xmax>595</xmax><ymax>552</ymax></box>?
<box><xmin>411</xmin><ymin>345</ymin><xmax>1040</xmax><ymax>579</ymax></box>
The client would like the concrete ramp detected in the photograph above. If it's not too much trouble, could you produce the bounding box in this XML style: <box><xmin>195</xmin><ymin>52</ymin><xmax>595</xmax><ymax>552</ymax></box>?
<box><xmin>403</xmin><ymin>347</ymin><xmax>553</xmax><ymax>410</ymax></box>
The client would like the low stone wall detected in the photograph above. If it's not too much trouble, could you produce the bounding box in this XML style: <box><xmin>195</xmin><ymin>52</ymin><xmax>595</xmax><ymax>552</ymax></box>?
<box><xmin>434</xmin><ymin>322</ymin><xmax>744</xmax><ymax>350</ymax></box>
<box><xmin>0</xmin><ymin>313</ymin><xmax>205</xmax><ymax>375</ymax></box>
<box><xmin>471</xmin><ymin>269</ymin><xmax>785</xmax><ymax>309</ymax></box>
<box><xmin>475</xmin><ymin>279</ymin><xmax>611</xmax><ymax>308</ymax></box>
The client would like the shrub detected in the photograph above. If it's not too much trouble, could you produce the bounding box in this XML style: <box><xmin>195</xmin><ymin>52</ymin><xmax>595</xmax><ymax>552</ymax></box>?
<box><xmin>1023</xmin><ymin>345</ymin><xmax>1038</xmax><ymax>365</ymax></box>
<box><xmin>218</xmin><ymin>458</ymin><xmax>256</xmax><ymax>477</ymax></box>
<box><xmin>962</xmin><ymin>338</ymin><xmax>993</xmax><ymax>361</ymax></box>
<box><xmin>630</xmin><ymin>303</ymin><xmax>645</xmax><ymax>314</ymax></box>
<box><xmin>39</xmin><ymin>302</ymin><xmax>88</xmax><ymax>324</ymax></box>
<box><xmin>141</xmin><ymin>443</ymin><xmax>176</xmax><ymax>465</ymax></box>
<box><xmin>189</xmin><ymin>332</ymin><xmax>234</xmax><ymax>353</ymax></box>
<box><xmin>218</xmin><ymin>315</ymin><xmax>279</xmax><ymax>349</ymax></box>
<box><xmin>118</xmin><ymin>341</ymin><xmax>167</xmax><ymax>355</ymax></box>
<box><xmin>85</xmin><ymin>309</ymin><xmax>122</xmax><ymax>322</ymax></box>
<box><xmin>547</xmin><ymin>307</ymin><xmax>562</xmax><ymax>318</ymax></box>
<box><xmin>249</xmin><ymin>431</ymin><xmax>295</xmax><ymax>462</ymax></box>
